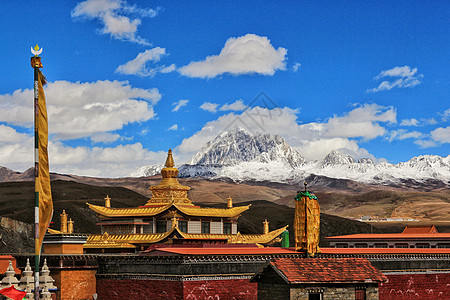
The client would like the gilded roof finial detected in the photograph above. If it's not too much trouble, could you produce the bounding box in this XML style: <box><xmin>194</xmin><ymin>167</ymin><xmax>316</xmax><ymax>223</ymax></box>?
<box><xmin>304</xmin><ymin>180</ymin><xmax>308</xmax><ymax>192</ymax></box>
<box><xmin>68</xmin><ymin>218</ymin><xmax>74</xmax><ymax>234</ymax></box>
<box><xmin>104</xmin><ymin>195</ymin><xmax>111</xmax><ymax>208</ymax></box>
<box><xmin>227</xmin><ymin>196</ymin><xmax>233</xmax><ymax>208</ymax></box>
<box><xmin>263</xmin><ymin>219</ymin><xmax>269</xmax><ymax>234</ymax></box>
<box><xmin>60</xmin><ymin>210</ymin><xmax>68</xmax><ymax>233</ymax></box>
<box><xmin>165</xmin><ymin>149</ymin><xmax>175</xmax><ymax>168</ymax></box>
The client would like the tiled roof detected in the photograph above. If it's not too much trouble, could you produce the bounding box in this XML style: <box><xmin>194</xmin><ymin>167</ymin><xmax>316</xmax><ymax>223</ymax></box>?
<box><xmin>83</xmin><ymin>225</ymin><xmax>288</xmax><ymax>249</ymax></box>
<box><xmin>86</xmin><ymin>202</ymin><xmax>250</xmax><ymax>218</ymax></box>
<box><xmin>326</xmin><ymin>233</ymin><xmax>450</xmax><ymax>240</ymax></box>
<box><xmin>320</xmin><ymin>247</ymin><xmax>450</xmax><ymax>255</ymax></box>
<box><xmin>270</xmin><ymin>257</ymin><xmax>386</xmax><ymax>283</ymax></box>
<box><xmin>402</xmin><ymin>225</ymin><xmax>438</xmax><ymax>234</ymax></box>
<box><xmin>145</xmin><ymin>247</ymin><xmax>296</xmax><ymax>255</ymax></box>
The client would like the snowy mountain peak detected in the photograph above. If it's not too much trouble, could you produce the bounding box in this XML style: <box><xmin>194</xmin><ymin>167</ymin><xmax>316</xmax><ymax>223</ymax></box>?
<box><xmin>322</xmin><ymin>150</ymin><xmax>356</xmax><ymax>165</ymax></box>
<box><xmin>189</xmin><ymin>128</ymin><xmax>306</xmax><ymax>168</ymax></box>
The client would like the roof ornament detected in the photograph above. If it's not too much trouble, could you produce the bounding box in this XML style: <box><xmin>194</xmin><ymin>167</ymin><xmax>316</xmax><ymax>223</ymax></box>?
<box><xmin>104</xmin><ymin>195</ymin><xmax>111</xmax><ymax>208</ymax></box>
<box><xmin>165</xmin><ymin>149</ymin><xmax>175</xmax><ymax>168</ymax></box>
<box><xmin>60</xmin><ymin>210</ymin><xmax>68</xmax><ymax>233</ymax></box>
<box><xmin>263</xmin><ymin>219</ymin><xmax>269</xmax><ymax>234</ymax></box>
<box><xmin>227</xmin><ymin>196</ymin><xmax>233</xmax><ymax>208</ymax></box>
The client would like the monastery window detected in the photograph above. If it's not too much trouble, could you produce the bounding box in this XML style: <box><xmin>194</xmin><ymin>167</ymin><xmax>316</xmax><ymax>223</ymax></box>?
<box><xmin>374</xmin><ymin>243</ymin><xmax>388</xmax><ymax>248</ymax></box>
<box><xmin>188</xmin><ymin>221</ymin><xmax>201</xmax><ymax>234</ymax></box>
<box><xmin>416</xmin><ymin>243</ymin><xmax>430</xmax><ymax>248</ymax></box>
<box><xmin>179</xmin><ymin>221</ymin><xmax>188</xmax><ymax>233</ymax></box>
<box><xmin>355</xmin><ymin>243</ymin><xmax>368</xmax><ymax>248</ymax></box>
<box><xmin>232</xmin><ymin>223</ymin><xmax>237</xmax><ymax>234</ymax></box>
<box><xmin>395</xmin><ymin>243</ymin><xmax>409</xmax><ymax>248</ymax></box>
<box><xmin>223</xmin><ymin>223</ymin><xmax>232</xmax><ymax>234</ymax></box>
<box><xmin>437</xmin><ymin>243</ymin><xmax>450</xmax><ymax>248</ymax></box>
<box><xmin>335</xmin><ymin>243</ymin><xmax>348</xmax><ymax>248</ymax></box>
<box><xmin>210</xmin><ymin>222</ymin><xmax>222</xmax><ymax>234</ymax></box>
<box><xmin>308</xmin><ymin>292</ymin><xmax>322</xmax><ymax>300</ymax></box>
<box><xmin>201</xmin><ymin>221</ymin><xmax>210</xmax><ymax>234</ymax></box>
<box><xmin>156</xmin><ymin>220</ymin><xmax>167</xmax><ymax>233</ymax></box>
<box><xmin>355</xmin><ymin>288</ymin><xmax>366</xmax><ymax>300</ymax></box>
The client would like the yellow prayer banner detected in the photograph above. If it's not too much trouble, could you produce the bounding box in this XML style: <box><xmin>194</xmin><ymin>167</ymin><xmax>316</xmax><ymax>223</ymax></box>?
<box><xmin>294</xmin><ymin>196</ymin><xmax>320</xmax><ymax>256</ymax></box>
<box><xmin>36</xmin><ymin>69</ymin><xmax>53</xmax><ymax>255</ymax></box>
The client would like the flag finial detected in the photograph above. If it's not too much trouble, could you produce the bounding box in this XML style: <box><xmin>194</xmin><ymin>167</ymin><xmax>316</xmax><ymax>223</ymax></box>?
<box><xmin>31</xmin><ymin>44</ymin><xmax>43</xmax><ymax>56</ymax></box>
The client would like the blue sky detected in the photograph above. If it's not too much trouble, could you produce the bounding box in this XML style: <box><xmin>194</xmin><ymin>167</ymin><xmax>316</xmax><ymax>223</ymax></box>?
<box><xmin>0</xmin><ymin>0</ymin><xmax>448</xmax><ymax>176</ymax></box>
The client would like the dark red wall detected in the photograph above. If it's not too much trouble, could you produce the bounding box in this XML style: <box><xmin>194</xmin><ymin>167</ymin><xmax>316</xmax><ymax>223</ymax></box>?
<box><xmin>379</xmin><ymin>273</ymin><xmax>450</xmax><ymax>300</ymax></box>
<box><xmin>183</xmin><ymin>279</ymin><xmax>257</xmax><ymax>300</ymax></box>
<box><xmin>97</xmin><ymin>279</ymin><xmax>183</xmax><ymax>299</ymax></box>
<box><xmin>96</xmin><ymin>278</ymin><xmax>257</xmax><ymax>300</ymax></box>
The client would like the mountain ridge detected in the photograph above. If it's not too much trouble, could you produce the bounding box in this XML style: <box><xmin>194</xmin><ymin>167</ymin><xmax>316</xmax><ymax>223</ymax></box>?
<box><xmin>129</xmin><ymin>129</ymin><xmax>450</xmax><ymax>188</ymax></box>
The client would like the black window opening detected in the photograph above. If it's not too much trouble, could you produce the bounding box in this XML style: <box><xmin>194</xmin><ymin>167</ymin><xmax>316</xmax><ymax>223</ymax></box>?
<box><xmin>308</xmin><ymin>292</ymin><xmax>322</xmax><ymax>300</ymax></box>
<box><xmin>201</xmin><ymin>221</ymin><xmax>210</xmax><ymax>234</ymax></box>
<box><xmin>223</xmin><ymin>222</ymin><xmax>232</xmax><ymax>234</ymax></box>
<box><xmin>156</xmin><ymin>220</ymin><xmax>167</xmax><ymax>233</ymax></box>
<box><xmin>179</xmin><ymin>220</ymin><xmax>188</xmax><ymax>233</ymax></box>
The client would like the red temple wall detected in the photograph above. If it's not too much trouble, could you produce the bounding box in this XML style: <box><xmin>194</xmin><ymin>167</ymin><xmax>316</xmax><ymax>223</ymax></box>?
<box><xmin>183</xmin><ymin>279</ymin><xmax>257</xmax><ymax>300</ymax></box>
<box><xmin>379</xmin><ymin>273</ymin><xmax>450</xmax><ymax>300</ymax></box>
<box><xmin>96</xmin><ymin>278</ymin><xmax>257</xmax><ymax>300</ymax></box>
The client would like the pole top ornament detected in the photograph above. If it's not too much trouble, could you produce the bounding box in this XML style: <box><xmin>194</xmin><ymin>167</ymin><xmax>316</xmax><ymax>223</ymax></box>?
<box><xmin>31</xmin><ymin>44</ymin><xmax>43</xmax><ymax>56</ymax></box>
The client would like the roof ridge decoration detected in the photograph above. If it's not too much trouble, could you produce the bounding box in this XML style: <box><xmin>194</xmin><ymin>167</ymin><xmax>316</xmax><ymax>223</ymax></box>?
<box><xmin>86</xmin><ymin>202</ymin><xmax>250</xmax><ymax>218</ymax></box>
<box><xmin>83</xmin><ymin>225</ymin><xmax>289</xmax><ymax>248</ymax></box>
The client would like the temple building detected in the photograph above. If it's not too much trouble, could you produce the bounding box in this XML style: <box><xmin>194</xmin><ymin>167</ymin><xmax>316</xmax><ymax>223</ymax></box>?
<box><xmin>83</xmin><ymin>149</ymin><xmax>288</xmax><ymax>253</ymax></box>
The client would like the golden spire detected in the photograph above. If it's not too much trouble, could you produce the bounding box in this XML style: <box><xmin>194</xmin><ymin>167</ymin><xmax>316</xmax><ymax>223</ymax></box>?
<box><xmin>68</xmin><ymin>218</ymin><xmax>74</xmax><ymax>234</ymax></box>
<box><xmin>104</xmin><ymin>195</ymin><xmax>111</xmax><ymax>208</ymax></box>
<box><xmin>263</xmin><ymin>219</ymin><xmax>269</xmax><ymax>234</ymax></box>
<box><xmin>60</xmin><ymin>210</ymin><xmax>68</xmax><ymax>233</ymax></box>
<box><xmin>145</xmin><ymin>148</ymin><xmax>192</xmax><ymax>205</ymax></box>
<box><xmin>227</xmin><ymin>196</ymin><xmax>233</xmax><ymax>208</ymax></box>
<box><xmin>159</xmin><ymin>149</ymin><xmax>180</xmax><ymax>185</ymax></box>
<box><xmin>165</xmin><ymin>149</ymin><xmax>175</xmax><ymax>167</ymax></box>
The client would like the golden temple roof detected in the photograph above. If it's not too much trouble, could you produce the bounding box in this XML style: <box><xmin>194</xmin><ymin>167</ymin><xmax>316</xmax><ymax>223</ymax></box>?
<box><xmin>83</xmin><ymin>225</ymin><xmax>289</xmax><ymax>249</ymax></box>
<box><xmin>87</xmin><ymin>149</ymin><xmax>251</xmax><ymax>218</ymax></box>
<box><xmin>87</xmin><ymin>202</ymin><xmax>250</xmax><ymax>218</ymax></box>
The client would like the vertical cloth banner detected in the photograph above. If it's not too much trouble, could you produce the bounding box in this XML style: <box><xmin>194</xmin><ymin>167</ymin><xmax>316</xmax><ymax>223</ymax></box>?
<box><xmin>294</xmin><ymin>191</ymin><xmax>320</xmax><ymax>256</ymax></box>
<box><xmin>36</xmin><ymin>69</ymin><xmax>53</xmax><ymax>254</ymax></box>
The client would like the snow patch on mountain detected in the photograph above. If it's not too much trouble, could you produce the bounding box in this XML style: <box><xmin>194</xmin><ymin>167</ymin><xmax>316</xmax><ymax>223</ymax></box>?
<box><xmin>127</xmin><ymin>129</ymin><xmax>450</xmax><ymax>187</ymax></box>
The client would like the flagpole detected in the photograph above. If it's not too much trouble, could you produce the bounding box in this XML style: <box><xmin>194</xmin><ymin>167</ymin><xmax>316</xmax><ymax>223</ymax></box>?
<box><xmin>31</xmin><ymin>45</ymin><xmax>42</xmax><ymax>300</ymax></box>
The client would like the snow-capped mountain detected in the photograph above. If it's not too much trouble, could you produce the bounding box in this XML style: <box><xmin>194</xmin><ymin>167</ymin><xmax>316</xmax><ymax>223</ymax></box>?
<box><xmin>189</xmin><ymin>128</ymin><xmax>305</xmax><ymax>168</ymax></box>
<box><xmin>127</xmin><ymin>129</ymin><xmax>450</xmax><ymax>187</ymax></box>
<box><xmin>127</xmin><ymin>164</ymin><xmax>163</xmax><ymax>178</ymax></box>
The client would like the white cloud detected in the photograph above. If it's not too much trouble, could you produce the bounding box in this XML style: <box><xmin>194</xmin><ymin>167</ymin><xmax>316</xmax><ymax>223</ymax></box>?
<box><xmin>72</xmin><ymin>0</ymin><xmax>158</xmax><ymax>45</ymax></box>
<box><xmin>160</xmin><ymin>64</ymin><xmax>176</xmax><ymax>73</ymax></box>
<box><xmin>414</xmin><ymin>139</ymin><xmax>437</xmax><ymax>148</ymax></box>
<box><xmin>292</xmin><ymin>62</ymin><xmax>301</xmax><ymax>72</ymax></box>
<box><xmin>168</xmin><ymin>124</ymin><xmax>178</xmax><ymax>131</ymax></box>
<box><xmin>199</xmin><ymin>102</ymin><xmax>219</xmax><ymax>113</ymax></box>
<box><xmin>431</xmin><ymin>126</ymin><xmax>450</xmax><ymax>143</ymax></box>
<box><xmin>116</xmin><ymin>48</ymin><xmax>175</xmax><ymax>77</ymax></box>
<box><xmin>220</xmin><ymin>100</ymin><xmax>247</xmax><ymax>111</ymax></box>
<box><xmin>0</xmin><ymin>80</ymin><xmax>161</xmax><ymax>141</ymax></box>
<box><xmin>440</xmin><ymin>108</ymin><xmax>450</xmax><ymax>121</ymax></box>
<box><xmin>179</xmin><ymin>34</ymin><xmax>287</xmax><ymax>78</ymax></box>
<box><xmin>0</xmin><ymin>125</ymin><xmax>32</xmax><ymax>170</ymax></box>
<box><xmin>172</xmin><ymin>99</ymin><xmax>189</xmax><ymax>112</ymax></box>
<box><xmin>48</xmin><ymin>142</ymin><xmax>167</xmax><ymax>177</ymax></box>
<box><xmin>388</xmin><ymin>129</ymin><xmax>423</xmax><ymax>142</ymax></box>
<box><xmin>90</xmin><ymin>133</ymin><xmax>121</xmax><ymax>143</ymax></box>
<box><xmin>400</xmin><ymin>118</ymin><xmax>419</xmax><ymax>126</ymax></box>
<box><xmin>176</xmin><ymin>104</ymin><xmax>395</xmax><ymax>163</ymax></box>
<box><xmin>367</xmin><ymin>66</ymin><xmax>423</xmax><ymax>93</ymax></box>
